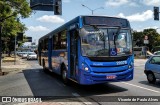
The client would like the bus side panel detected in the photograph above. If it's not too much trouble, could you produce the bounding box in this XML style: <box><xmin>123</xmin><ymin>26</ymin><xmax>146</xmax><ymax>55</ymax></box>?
<box><xmin>44</xmin><ymin>39</ymin><xmax>50</xmax><ymax>69</ymax></box>
<box><xmin>51</xmin><ymin>51</ymin><xmax>60</xmax><ymax>74</ymax></box>
<box><xmin>51</xmin><ymin>50</ymin><xmax>67</xmax><ymax>75</ymax></box>
<box><xmin>41</xmin><ymin>51</ymin><xmax>48</xmax><ymax>68</ymax></box>
<box><xmin>45</xmin><ymin>52</ymin><xmax>49</xmax><ymax>68</ymax></box>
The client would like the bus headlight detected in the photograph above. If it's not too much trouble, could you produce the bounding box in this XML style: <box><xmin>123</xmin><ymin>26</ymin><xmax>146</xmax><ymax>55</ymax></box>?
<box><xmin>129</xmin><ymin>62</ymin><xmax>134</xmax><ymax>68</ymax></box>
<box><xmin>129</xmin><ymin>65</ymin><xmax>132</xmax><ymax>68</ymax></box>
<box><xmin>82</xmin><ymin>63</ymin><xmax>89</xmax><ymax>71</ymax></box>
<box><xmin>84</xmin><ymin>67</ymin><xmax>89</xmax><ymax>71</ymax></box>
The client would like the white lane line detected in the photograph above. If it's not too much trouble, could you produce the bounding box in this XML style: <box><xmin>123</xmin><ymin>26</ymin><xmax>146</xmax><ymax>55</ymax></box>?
<box><xmin>72</xmin><ymin>93</ymin><xmax>92</xmax><ymax>105</ymax></box>
<box><xmin>122</xmin><ymin>82</ymin><xmax>160</xmax><ymax>94</ymax></box>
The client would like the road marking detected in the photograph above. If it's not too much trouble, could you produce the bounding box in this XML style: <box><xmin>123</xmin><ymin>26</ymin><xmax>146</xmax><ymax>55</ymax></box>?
<box><xmin>122</xmin><ymin>82</ymin><xmax>160</xmax><ymax>94</ymax></box>
<box><xmin>72</xmin><ymin>93</ymin><xmax>92</xmax><ymax>105</ymax></box>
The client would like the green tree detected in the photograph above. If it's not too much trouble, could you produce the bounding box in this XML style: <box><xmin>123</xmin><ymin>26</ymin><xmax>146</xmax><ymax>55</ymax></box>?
<box><xmin>0</xmin><ymin>0</ymin><xmax>32</xmax><ymax>56</ymax></box>
<box><xmin>133</xmin><ymin>28</ymin><xmax>160</xmax><ymax>52</ymax></box>
<box><xmin>143</xmin><ymin>29</ymin><xmax>160</xmax><ymax>51</ymax></box>
<box><xmin>133</xmin><ymin>31</ymin><xmax>144</xmax><ymax>47</ymax></box>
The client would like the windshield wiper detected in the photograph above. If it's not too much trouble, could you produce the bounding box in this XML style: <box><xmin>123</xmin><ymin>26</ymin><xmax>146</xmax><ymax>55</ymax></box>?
<box><xmin>90</xmin><ymin>25</ymin><xmax>105</xmax><ymax>40</ymax></box>
<box><xmin>90</xmin><ymin>25</ymin><xmax>106</xmax><ymax>51</ymax></box>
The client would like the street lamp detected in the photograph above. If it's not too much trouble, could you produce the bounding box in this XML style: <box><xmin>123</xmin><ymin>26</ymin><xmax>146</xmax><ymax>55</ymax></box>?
<box><xmin>82</xmin><ymin>4</ymin><xmax>104</xmax><ymax>15</ymax></box>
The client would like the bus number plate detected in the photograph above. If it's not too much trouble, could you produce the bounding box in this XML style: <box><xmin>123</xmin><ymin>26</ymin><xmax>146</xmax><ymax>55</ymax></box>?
<box><xmin>106</xmin><ymin>75</ymin><xmax>116</xmax><ymax>79</ymax></box>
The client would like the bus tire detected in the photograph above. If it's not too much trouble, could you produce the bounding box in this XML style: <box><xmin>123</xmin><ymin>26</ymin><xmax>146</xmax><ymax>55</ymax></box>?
<box><xmin>61</xmin><ymin>65</ymin><xmax>68</xmax><ymax>84</ymax></box>
<box><xmin>42</xmin><ymin>59</ymin><xmax>47</xmax><ymax>72</ymax></box>
<box><xmin>147</xmin><ymin>72</ymin><xmax>156</xmax><ymax>84</ymax></box>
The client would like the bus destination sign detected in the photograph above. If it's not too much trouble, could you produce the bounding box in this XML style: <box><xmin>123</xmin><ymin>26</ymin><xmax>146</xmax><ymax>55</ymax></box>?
<box><xmin>83</xmin><ymin>16</ymin><xmax>128</xmax><ymax>28</ymax></box>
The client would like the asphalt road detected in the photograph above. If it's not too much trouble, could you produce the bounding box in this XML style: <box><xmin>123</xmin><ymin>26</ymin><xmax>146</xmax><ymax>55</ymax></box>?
<box><xmin>0</xmin><ymin>59</ymin><xmax>160</xmax><ymax>105</ymax></box>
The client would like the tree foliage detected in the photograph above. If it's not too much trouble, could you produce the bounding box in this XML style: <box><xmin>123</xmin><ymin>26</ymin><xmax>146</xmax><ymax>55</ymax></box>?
<box><xmin>133</xmin><ymin>28</ymin><xmax>160</xmax><ymax>52</ymax></box>
<box><xmin>0</xmin><ymin>0</ymin><xmax>32</xmax><ymax>55</ymax></box>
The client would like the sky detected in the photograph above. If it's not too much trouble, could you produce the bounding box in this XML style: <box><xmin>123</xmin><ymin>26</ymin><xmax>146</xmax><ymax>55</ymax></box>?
<box><xmin>21</xmin><ymin>0</ymin><xmax>160</xmax><ymax>45</ymax></box>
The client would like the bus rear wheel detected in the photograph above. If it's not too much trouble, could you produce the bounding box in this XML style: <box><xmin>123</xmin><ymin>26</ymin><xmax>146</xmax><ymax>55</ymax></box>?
<box><xmin>61</xmin><ymin>67</ymin><xmax>68</xmax><ymax>84</ymax></box>
<box><xmin>42</xmin><ymin>60</ymin><xmax>47</xmax><ymax>72</ymax></box>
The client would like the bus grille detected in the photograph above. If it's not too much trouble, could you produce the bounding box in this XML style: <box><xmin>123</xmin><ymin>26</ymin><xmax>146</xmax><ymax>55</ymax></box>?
<box><xmin>93</xmin><ymin>69</ymin><xmax>127</xmax><ymax>74</ymax></box>
<box><xmin>91</xmin><ymin>70</ymin><xmax>133</xmax><ymax>81</ymax></box>
<box><xmin>91</xmin><ymin>65</ymin><xmax>128</xmax><ymax>74</ymax></box>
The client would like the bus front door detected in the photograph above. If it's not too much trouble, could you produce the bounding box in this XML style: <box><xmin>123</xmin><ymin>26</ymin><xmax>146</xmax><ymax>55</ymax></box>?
<box><xmin>70</xmin><ymin>30</ymin><xmax>78</xmax><ymax>79</ymax></box>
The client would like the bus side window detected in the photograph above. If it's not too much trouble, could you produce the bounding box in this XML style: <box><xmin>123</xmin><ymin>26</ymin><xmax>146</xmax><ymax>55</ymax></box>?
<box><xmin>53</xmin><ymin>34</ymin><xmax>59</xmax><ymax>50</ymax></box>
<box><xmin>42</xmin><ymin>40</ymin><xmax>45</xmax><ymax>51</ymax></box>
<box><xmin>52</xmin><ymin>36</ymin><xmax>54</xmax><ymax>50</ymax></box>
<box><xmin>61</xmin><ymin>30</ymin><xmax>67</xmax><ymax>49</ymax></box>
<box><xmin>52</xmin><ymin>30</ymin><xmax>67</xmax><ymax>50</ymax></box>
<box><xmin>44</xmin><ymin>38</ymin><xmax>48</xmax><ymax>51</ymax></box>
<box><xmin>57</xmin><ymin>33</ymin><xmax>61</xmax><ymax>49</ymax></box>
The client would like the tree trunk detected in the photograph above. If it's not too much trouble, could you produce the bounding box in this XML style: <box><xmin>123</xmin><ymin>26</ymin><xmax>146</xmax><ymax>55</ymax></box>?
<box><xmin>8</xmin><ymin>50</ymin><xmax>11</xmax><ymax>57</ymax></box>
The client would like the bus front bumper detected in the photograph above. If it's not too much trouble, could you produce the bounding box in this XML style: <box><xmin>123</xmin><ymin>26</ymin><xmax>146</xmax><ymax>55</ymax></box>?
<box><xmin>79</xmin><ymin>68</ymin><xmax>133</xmax><ymax>85</ymax></box>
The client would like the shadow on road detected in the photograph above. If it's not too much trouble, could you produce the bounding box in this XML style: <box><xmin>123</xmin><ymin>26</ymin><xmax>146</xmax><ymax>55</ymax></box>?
<box><xmin>23</xmin><ymin>69</ymin><xmax>128</xmax><ymax>101</ymax></box>
<box><xmin>139</xmin><ymin>81</ymin><xmax>160</xmax><ymax>88</ymax></box>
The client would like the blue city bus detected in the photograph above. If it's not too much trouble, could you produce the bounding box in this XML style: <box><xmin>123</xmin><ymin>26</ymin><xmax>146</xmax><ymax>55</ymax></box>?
<box><xmin>38</xmin><ymin>16</ymin><xmax>134</xmax><ymax>85</ymax></box>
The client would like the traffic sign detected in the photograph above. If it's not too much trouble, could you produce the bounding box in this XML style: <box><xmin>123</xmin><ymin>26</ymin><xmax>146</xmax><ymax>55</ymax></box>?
<box><xmin>30</xmin><ymin>0</ymin><xmax>62</xmax><ymax>15</ymax></box>
<box><xmin>17</xmin><ymin>32</ymin><xmax>23</xmax><ymax>41</ymax></box>
<box><xmin>30</xmin><ymin>0</ymin><xmax>54</xmax><ymax>11</ymax></box>
<box><xmin>144</xmin><ymin>40</ymin><xmax>149</xmax><ymax>44</ymax></box>
<box><xmin>26</xmin><ymin>37</ymin><xmax>32</xmax><ymax>42</ymax></box>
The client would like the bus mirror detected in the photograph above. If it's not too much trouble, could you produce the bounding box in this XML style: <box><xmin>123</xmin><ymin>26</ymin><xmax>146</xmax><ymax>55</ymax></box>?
<box><xmin>79</xmin><ymin>28</ymin><xmax>88</xmax><ymax>37</ymax></box>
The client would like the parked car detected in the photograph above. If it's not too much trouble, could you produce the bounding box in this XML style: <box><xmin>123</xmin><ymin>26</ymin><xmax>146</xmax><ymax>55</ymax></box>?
<box><xmin>27</xmin><ymin>52</ymin><xmax>37</xmax><ymax>60</ymax></box>
<box><xmin>154</xmin><ymin>51</ymin><xmax>160</xmax><ymax>55</ymax></box>
<box><xmin>144</xmin><ymin>55</ymin><xmax>160</xmax><ymax>84</ymax></box>
<box><xmin>21</xmin><ymin>52</ymin><xmax>29</xmax><ymax>59</ymax></box>
<box><xmin>17</xmin><ymin>52</ymin><xmax>24</xmax><ymax>57</ymax></box>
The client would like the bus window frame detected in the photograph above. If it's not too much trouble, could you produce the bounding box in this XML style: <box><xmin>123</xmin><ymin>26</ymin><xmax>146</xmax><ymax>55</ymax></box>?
<box><xmin>52</xmin><ymin>30</ymin><xmax>67</xmax><ymax>50</ymax></box>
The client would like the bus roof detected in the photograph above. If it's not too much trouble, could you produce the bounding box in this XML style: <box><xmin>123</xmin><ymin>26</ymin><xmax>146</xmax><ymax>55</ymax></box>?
<box><xmin>39</xmin><ymin>15</ymin><xmax>130</xmax><ymax>41</ymax></box>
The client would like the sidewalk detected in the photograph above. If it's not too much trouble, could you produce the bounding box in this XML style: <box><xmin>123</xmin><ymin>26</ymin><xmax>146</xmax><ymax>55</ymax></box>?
<box><xmin>1</xmin><ymin>56</ymin><xmax>29</xmax><ymax>74</ymax></box>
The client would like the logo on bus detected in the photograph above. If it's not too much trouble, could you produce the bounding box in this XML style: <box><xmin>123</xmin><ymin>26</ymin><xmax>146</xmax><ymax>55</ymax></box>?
<box><xmin>93</xmin><ymin>63</ymin><xmax>103</xmax><ymax>66</ymax></box>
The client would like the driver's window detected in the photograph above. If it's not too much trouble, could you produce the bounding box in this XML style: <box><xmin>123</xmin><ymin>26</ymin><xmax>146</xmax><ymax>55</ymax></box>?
<box><xmin>150</xmin><ymin>57</ymin><xmax>160</xmax><ymax>65</ymax></box>
<box><xmin>150</xmin><ymin>59</ymin><xmax>155</xmax><ymax>64</ymax></box>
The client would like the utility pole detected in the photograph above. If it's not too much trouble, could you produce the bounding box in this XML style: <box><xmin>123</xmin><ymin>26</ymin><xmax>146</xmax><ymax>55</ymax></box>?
<box><xmin>0</xmin><ymin>21</ymin><xmax>2</xmax><ymax>72</ymax></box>
<box><xmin>14</xmin><ymin>36</ymin><xmax>17</xmax><ymax>65</ymax></box>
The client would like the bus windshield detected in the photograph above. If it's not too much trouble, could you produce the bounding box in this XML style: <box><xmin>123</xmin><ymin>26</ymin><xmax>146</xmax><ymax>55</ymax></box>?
<box><xmin>80</xmin><ymin>26</ymin><xmax>132</xmax><ymax>56</ymax></box>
